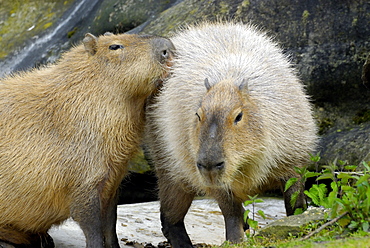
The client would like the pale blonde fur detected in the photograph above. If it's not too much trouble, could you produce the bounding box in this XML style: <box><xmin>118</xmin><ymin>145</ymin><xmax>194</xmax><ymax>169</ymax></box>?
<box><xmin>147</xmin><ymin>21</ymin><xmax>318</xmax><ymax>201</ymax></box>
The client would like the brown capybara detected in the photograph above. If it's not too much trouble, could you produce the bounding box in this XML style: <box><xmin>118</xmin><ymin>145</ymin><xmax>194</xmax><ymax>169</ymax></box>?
<box><xmin>146</xmin><ymin>22</ymin><xmax>318</xmax><ymax>247</ymax></box>
<box><xmin>0</xmin><ymin>32</ymin><xmax>174</xmax><ymax>247</ymax></box>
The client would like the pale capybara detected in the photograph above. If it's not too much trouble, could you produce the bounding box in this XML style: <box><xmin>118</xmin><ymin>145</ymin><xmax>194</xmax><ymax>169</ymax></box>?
<box><xmin>146</xmin><ymin>22</ymin><xmax>318</xmax><ymax>247</ymax></box>
<box><xmin>0</xmin><ymin>32</ymin><xmax>174</xmax><ymax>247</ymax></box>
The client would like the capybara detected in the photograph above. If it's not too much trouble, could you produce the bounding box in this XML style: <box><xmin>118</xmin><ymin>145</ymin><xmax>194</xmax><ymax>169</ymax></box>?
<box><xmin>0</xmin><ymin>32</ymin><xmax>174</xmax><ymax>247</ymax></box>
<box><xmin>146</xmin><ymin>22</ymin><xmax>318</xmax><ymax>247</ymax></box>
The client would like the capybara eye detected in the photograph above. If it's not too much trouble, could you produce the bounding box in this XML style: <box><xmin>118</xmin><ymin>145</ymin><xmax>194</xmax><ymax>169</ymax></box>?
<box><xmin>161</xmin><ymin>49</ymin><xmax>169</xmax><ymax>59</ymax></box>
<box><xmin>195</xmin><ymin>112</ymin><xmax>201</xmax><ymax>121</ymax></box>
<box><xmin>109</xmin><ymin>44</ymin><xmax>124</xmax><ymax>50</ymax></box>
<box><xmin>234</xmin><ymin>112</ymin><xmax>243</xmax><ymax>124</ymax></box>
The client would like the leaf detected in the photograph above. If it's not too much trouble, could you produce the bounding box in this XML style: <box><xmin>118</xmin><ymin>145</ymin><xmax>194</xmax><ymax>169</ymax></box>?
<box><xmin>254</xmin><ymin>199</ymin><xmax>264</xmax><ymax>204</ymax></box>
<box><xmin>284</xmin><ymin>177</ymin><xmax>298</xmax><ymax>192</ymax></box>
<box><xmin>304</xmin><ymin>190</ymin><xmax>320</xmax><ymax>206</ymax></box>
<box><xmin>294</xmin><ymin>166</ymin><xmax>305</xmax><ymax>175</ymax></box>
<box><xmin>247</xmin><ymin>219</ymin><xmax>259</xmax><ymax>230</ymax></box>
<box><xmin>362</xmin><ymin>161</ymin><xmax>370</xmax><ymax>172</ymax></box>
<box><xmin>257</xmin><ymin>210</ymin><xmax>266</xmax><ymax>219</ymax></box>
<box><xmin>356</xmin><ymin>174</ymin><xmax>370</xmax><ymax>186</ymax></box>
<box><xmin>330</xmin><ymin>181</ymin><xmax>339</xmax><ymax>192</ymax></box>
<box><xmin>290</xmin><ymin>191</ymin><xmax>299</xmax><ymax>209</ymax></box>
<box><xmin>317</xmin><ymin>172</ymin><xmax>334</xmax><ymax>181</ymax></box>
<box><xmin>362</xmin><ymin>221</ymin><xmax>369</xmax><ymax>232</ymax></box>
<box><xmin>344</xmin><ymin>165</ymin><xmax>357</xmax><ymax>171</ymax></box>
<box><xmin>348</xmin><ymin>220</ymin><xmax>359</xmax><ymax>230</ymax></box>
<box><xmin>309</xmin><ymin>152</ymin><xmax>321</xmax><ymax>163</ymax></box>
<box><xmin>243</xmin><ymin>209</ymin><xmax>250</xmax><ymax>223</ymax></box>
<box><xmin>338</xmin><ymin>215</ymin><xmax>351</xmax><ymax>228</ymax></box>
<box><xmin>305</xmin><ymin>171</ymin><xmax>321</xmax><ymax>179</ymax></box>
<box><xmin>316</xmin><ymin>184</ymin><xmax>328</xmax><ymax>203</ymax></box>
<box><xmin>247</xmin><ymin>194</ymin><xmax>259</xmax><ymax>200</ymax></box>
<box><xmin>327</xmin><ymin>191</ymin><xmax>338</xmax><ymax>208</ymax></box>
<box><xmin>337</xmin><ymin>173</ymin><xmax>356</xmax><ymax>184</ymax></box>
<box><xmin>341</xmin><ymin>185</ymin><xmax>354</xmax><ymax>192</ymax></box>
<box><xmin>294</xmin><ymin>208</ymin><xmax>304</xmax><ymax>215</ymax></box>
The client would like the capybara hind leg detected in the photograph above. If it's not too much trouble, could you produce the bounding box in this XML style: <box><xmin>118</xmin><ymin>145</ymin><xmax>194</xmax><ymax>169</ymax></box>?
<box><xmin>71</xmin><ymin>191</ymin><xmax>105</xmax><ymax>247</ymax></box>
<box><xmin>215</xmin><ymin>191</ymin><xmax>245</xmax><ymax>243</ymax></box>
<box><xmin>281</xmin><ymin>176</ymin><xmax>307</xmax><ymax>216</ymax></box>
<box><xmin>158</xmin><ymin>179</ymin><xmax>195</xmax><ymax>248</ymax></box>
<box><xmin>0</xmin><ymin>232</ymin><xmax>54</xmax><ymax>248</ymax></box>
<box><xmin>0</xmin><ymin>227</ymin><xmax>54</xmax><ymax>248</ymax></box>
<box><xmin>102</xmin><ymin>191</ymin><xmax>119</xmax><ymax>248</ymax></box>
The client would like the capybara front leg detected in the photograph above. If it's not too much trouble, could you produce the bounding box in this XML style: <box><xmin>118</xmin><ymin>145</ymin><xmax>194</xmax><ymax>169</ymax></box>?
<box><xmin>281</xmin><ymin>176</ymin><xmax>306</xmax><ymax>216</ymax></box>
<box><xmin>158</xmin><ymin>179</ymin><xmax>195</xmax><ymax>248</ymax></box>
<box><xmin>71</xmin><ymin>190</ymin><xmax>105</xmax><ymax>248</ymax></box>
<box><xmin>215</xmin><ymin>191</ymin><xmax>245</xmax><ymax>243</ymax></box>
<box><xmin>102</xmin><ymin>190</ymin><xmax>119</xmax><ymax>248</ymax></box>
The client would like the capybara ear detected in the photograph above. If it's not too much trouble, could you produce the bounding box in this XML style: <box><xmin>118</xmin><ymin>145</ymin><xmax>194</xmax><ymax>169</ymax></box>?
<box><xmin>83</xmin><ymin>33</ymin><xmax>98</xmax><ymax>55</ymax></box>
<box><xmin>239</xmin><ymin>79</ymin><xmax>248</xmax><ymax>92</ymax></box>
<box><xmin>204</xmin><ymin>78</ymin><xmax>211</xmax><ymax>91</ymax></box>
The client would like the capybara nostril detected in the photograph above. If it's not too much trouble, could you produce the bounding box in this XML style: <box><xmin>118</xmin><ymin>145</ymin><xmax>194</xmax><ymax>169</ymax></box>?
<box><xmin>214</xmin><ymin>161</ymin><xmax>225</xmax><ymax>170</ymax></box>
<box><xmin>197</xmin><ymin>161</ymin><xmax>225</xmax><ymax>171</ymax></box>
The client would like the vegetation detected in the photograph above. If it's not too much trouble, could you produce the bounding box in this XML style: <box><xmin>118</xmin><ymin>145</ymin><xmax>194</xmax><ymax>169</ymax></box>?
<box><xmin>219</xmin><ymin>155</ymin><xmax>370</xmax><ymax>247</ymax></box>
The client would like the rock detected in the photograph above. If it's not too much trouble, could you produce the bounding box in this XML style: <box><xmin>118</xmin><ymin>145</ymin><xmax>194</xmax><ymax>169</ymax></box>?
<box><xmin>363</xmin><ymin>54</ymin><xmax>370</xmax><ymax>85</ymax></box>
<box><xmin>49</xmin><ymin>197</ymin><xmax>286</xmax><ymax>247</ymax></box>
<box><xmin>257</xmin><ymin>207</ymin><xmax>327</xmax><ymax>239</ymax></box>
<box><xmin>318</xmin><ymin>123</ymin><xmax>370</xmax><ymax>167</ymax></box>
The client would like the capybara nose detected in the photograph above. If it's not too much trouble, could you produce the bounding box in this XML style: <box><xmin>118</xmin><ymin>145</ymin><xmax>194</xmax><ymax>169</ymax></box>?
<box><xmin>197</xmin><ymin>161</ymin><xmax>225</xmax><ymax>171</ymax></box>
<box><xmin>150</xmin><ymin>38</ymin><xmax>175</xmax><ymax>64</ymax></box>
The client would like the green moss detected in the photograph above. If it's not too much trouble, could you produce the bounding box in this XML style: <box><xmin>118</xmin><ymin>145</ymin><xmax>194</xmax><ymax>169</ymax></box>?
<box><xmin>67</xmin><ymin>27</ymin><xmax>78</xmax><ymax>38</ymax></box>
<box><xmin>353</xmin><ymin>109</ymin><xmax>370</xmax><ymax>124</ymax></box>
<box><xmin>43</xmin><ymin>22</ymin><xmax>53</xmax><ymax>29</ymax></box>
<box><xmin>235</xmin><ymin>0</ymin><xmax>250</xmax><ymax>16</ymax></box>
<box><xmin>0</xmin><ymin>0</ymin><xmax>74</xmax><ymax>60</ymax></box>
<box><xmin>219</xmin><ymin>2</ymin><xmax>229</xmax><ymax>15</ymax></box>
<box><xmin>302</xmin><ymin>10</ymin><xmax>310</xmax><ymax>26</ymax></box>
<box><xmin>318</xmin><ymin>118</ymin><xmax>334</xmax><ymax>135</ymax></box>
<box><xmin>242</xmin><ymin>0</ymin><xmax>250</xmax><ymax>7</ymax></box>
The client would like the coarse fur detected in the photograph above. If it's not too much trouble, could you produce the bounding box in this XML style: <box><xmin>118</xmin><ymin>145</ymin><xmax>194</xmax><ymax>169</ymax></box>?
<box><xmin>146</xmin><ymin>22</ymin><xmax>318</xmax><ymax>247</ymax></box>
<box><xmin>0</xmin><ymin>32</ymin><xmax>174</xmax><ymax>247</ymax></box>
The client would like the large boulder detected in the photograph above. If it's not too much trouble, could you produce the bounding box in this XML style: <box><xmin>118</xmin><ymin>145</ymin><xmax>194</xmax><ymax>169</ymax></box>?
<box><xmin>1</xmin><ymin>0</ymin><xmax>369</xmax><ymax>167</ymax></box>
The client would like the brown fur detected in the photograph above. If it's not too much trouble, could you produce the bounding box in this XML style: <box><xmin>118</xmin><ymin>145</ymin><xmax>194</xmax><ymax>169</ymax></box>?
<box><xmin>0</xmin><ymin>32</ymin><xmax>174</xmax><ymax>247</ymax></box>
<box><xmin>146</xmin><ymin>22</ymin><xmax>318</xmax><ymax>247</ymax></box>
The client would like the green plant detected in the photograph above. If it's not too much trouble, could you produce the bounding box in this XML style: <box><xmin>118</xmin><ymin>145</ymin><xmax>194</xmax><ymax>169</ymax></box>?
<box><xmin>284</xmin><ymin>153</ymin><xmax>322</xmax><ymax>215</ymax></box>
<box><xmin>290</xmin><ymin>154</ymin><xmax>370</xmax><ymax>234</ymax></box>
<box><xmin>243</xmin><ymin>195</ymin><xmax>266</xmax><ymax>234</ymax></box>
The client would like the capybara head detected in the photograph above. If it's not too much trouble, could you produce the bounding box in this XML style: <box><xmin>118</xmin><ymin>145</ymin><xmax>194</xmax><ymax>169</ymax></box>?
<box><xmin>82</xmin><ymin>32</ymin><xmax>174</xmax><ymax>97</ymax></box>
<box><xmin>193</xmin><ymin>78</ymin><xmax>264</xmax><ymax>188</ymax></box>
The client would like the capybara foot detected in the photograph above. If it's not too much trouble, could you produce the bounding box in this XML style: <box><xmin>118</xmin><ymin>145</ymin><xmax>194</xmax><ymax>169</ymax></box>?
<box><xmin>161</xmin><ymin>214</ymin><xmax>193</xmax><ymax>248</ymax></box>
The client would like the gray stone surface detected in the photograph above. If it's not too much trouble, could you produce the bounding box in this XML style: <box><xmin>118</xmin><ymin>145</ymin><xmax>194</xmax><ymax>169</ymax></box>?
<box><xmin>49</xmin><ymin>197</ymin><xmax>286</xmax><ymax>247</ymax></box>
<box><xmin>257</xmin><ymin>207</ymin><xmax>327</xmax><ymax>239</ymax></box>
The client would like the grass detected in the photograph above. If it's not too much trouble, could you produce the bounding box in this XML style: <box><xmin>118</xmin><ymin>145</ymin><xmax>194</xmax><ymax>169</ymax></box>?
<box><xmin>216</xmin><ymin>229</ymin><xmax>370</xmax><ymax>248</ymax></box>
